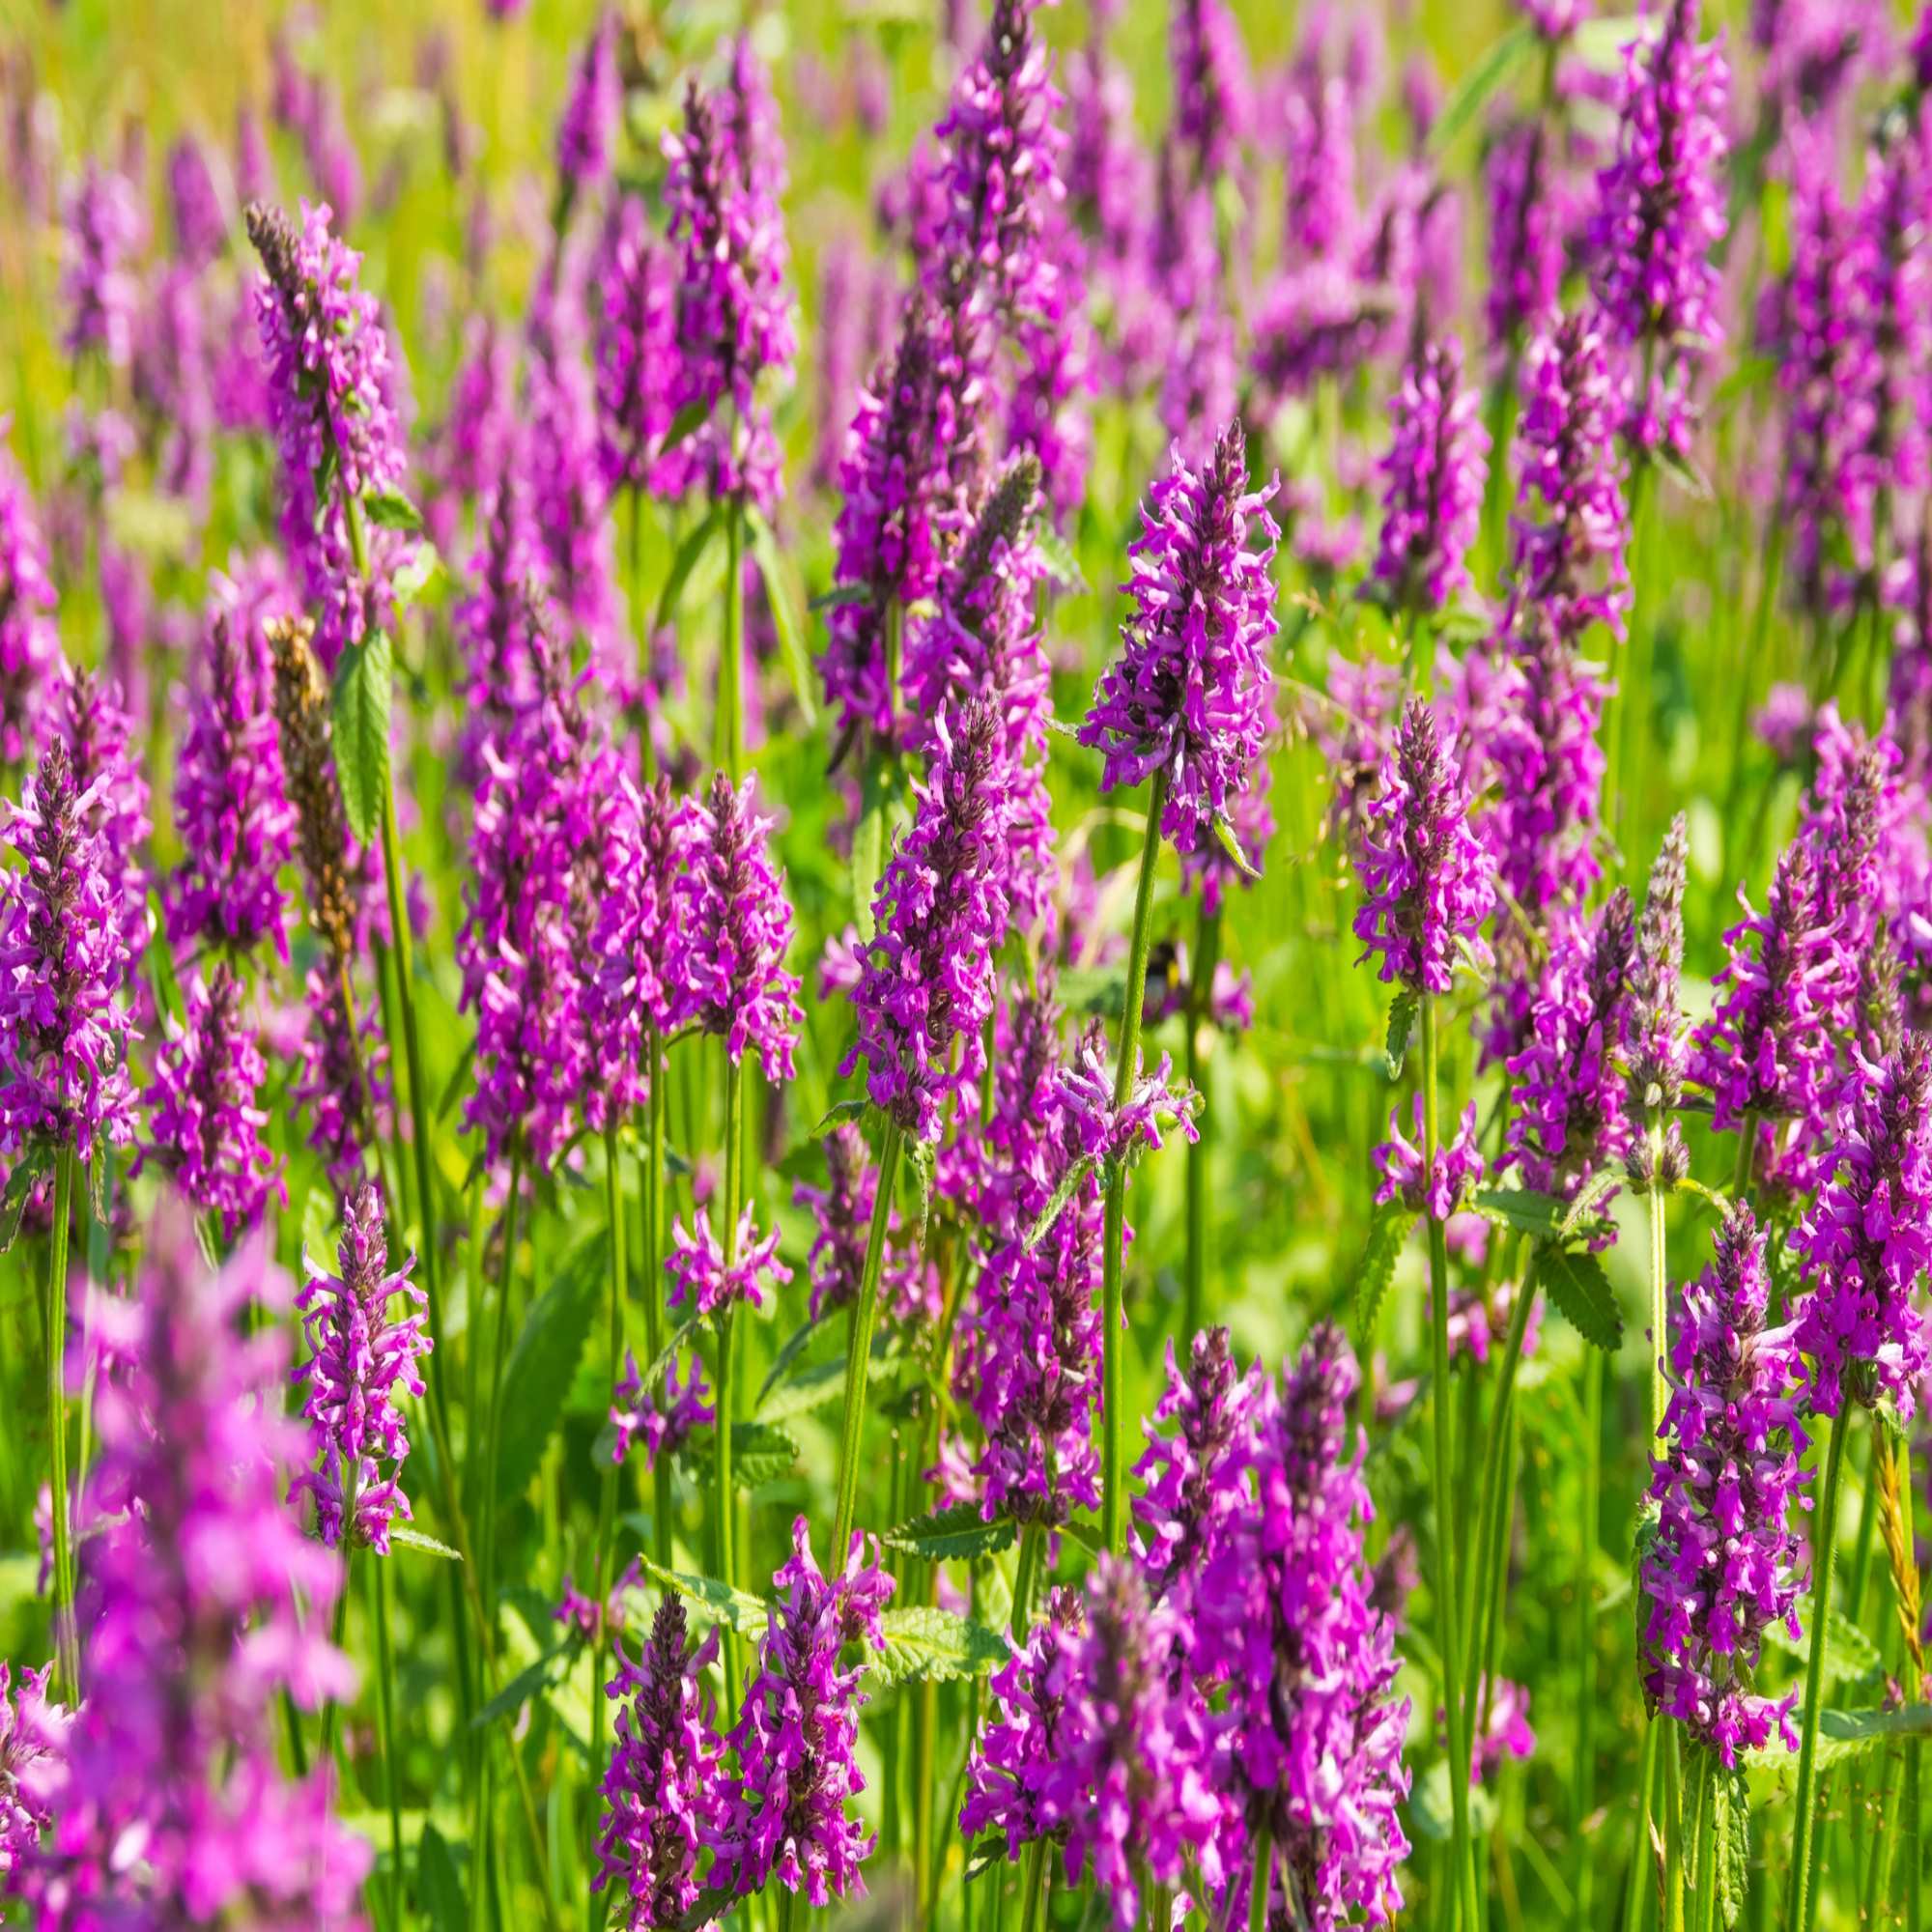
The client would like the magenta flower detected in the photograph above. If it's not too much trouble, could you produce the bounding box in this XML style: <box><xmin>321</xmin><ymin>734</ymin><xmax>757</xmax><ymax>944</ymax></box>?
<box><xmin>291</xmin><ymin>1183</ymin><xmax>431</xmax><ymax>1554</ymax></box>
<box><xmin>61</xmin><ymin>159</ymin><xmax>141</xmax><ymax>370</ymax></box>
<box><xmin>0</xmin><ymin>742</ymin><xmax>137</xmax><ymax>1165</ymax></box>
<box><xmin>136</xmin><ymin>963</ymin><xmax>284</xmax><ymax>1242</ymax></box>
<box><xmin>0</xmin><ymin>423</ymin><xmax>59</xmax><ymax>766</ymax></box>
<box><xmin>668</xmin><ymin>772</ymin><xmax>804</xmax><ymax>1084</ymax></box>
<box><xmin>1791</xmin><ymin>1037</ymin><xmax>1932</xmax><ymax>1419</ymax></box>
<box><xmin>1642</xmin><ymin>1205</ymin><xmax>1810</xmax><ymax>1765</ymax></box>
<box><xmin>665</xmin><ymin>1206</ymin><xmax>791</xmax><ymax>1321</ymax></box>
<box><xmin>1058</xmin><ymin>1036</ymin><xmax>1200</xmax><ymax>1166</ymax></box>
<box><xmin>1170</xmin><ymin>0</ymin><xmax>1250</xmax><ymax>185</ymax></box>
<box><xmin>166</xmin><ymin>134</ymin><xmax>226</xmax><ymax>270</ymax></box>
<box><xmin>960</xmin><ymin>1586</ymin><xmax>1087</xmax><ymax>1857</ymax></box>
<box><xmin>593</xmin><ymin>193</ymin><xmax>675</xmax><ymax>495</ymax></box>
<box><xmin>452</xmin><ymin>468</ymin><xmax>545</xmax><ymax>788</ymax></box>
<box><xmin>1372</xmin><ymin>333</ymin><xmax>1490</xmax><ymax>614</ymax></box>
<box><xmin>843</xmin><ymin>700</ymin><xmax>1013</xmax><ymax>1144</ymax></box>
<box><xmin>248</xmin><ymin>199</ymin><xmax>414</xmax><ymax>669</ymax></box>
<box><xmin>1375</xmin><ymin>1094</ymin><xmax>1485</xmax><ymax>1222</ymax></box>
<box><xmin>556</xmin><ymin>8</ymin><xmax>621</xmax><ymax>205</ymax></box>
<box><xmin>795</xmin><ymin>1119</ymin><xmax>935</xmax><ymax>1326</ymax></box>
<box><xmin>708</xmin><ymin>1519</ymin><xmax>894</xmax><ymax>1905</ymax></box>
<box><xmin>1080</xmin><ymin>426</ymin><xmax>1280</xmax><ymax>858</ymax></box>
<box><xmin>294</xmin><ymin>963</ymin><xmax>389</xmax><ymax>1200</ymax></box>
<box><xmin>1352</xmin><ymin>698</ymin><xmax>1495</xmax><ymax>996</ymax></box>
<box><xmin>0</xmin><ymin>1661</ymin><xmax>65</xmax><ymax>1891</ymax></box>
<box><xmin>610</xmin><ymin>1350</ymin><xmax>713</xmax><ymax>1471</ymax></box>
<box><xmin>22</xmin><ymin>1211</ymin><xmax>365</xmax><ymax>1926</ymax></box>
<box><xmin>596</xmin><ymin>1594</ymin><xmax>724</xmax><ymax>1928</ymax></box>
<box><xmin>1485</xmin><ymin>121</ymin><xmax>1569</xmax><ymax>356</ymax></box>
<box><xmin>1626</xmin><ymin>815</ymin><xmax>1690</xmax><ymax>1191</ymax></box>
<box><xmin>590</xmin><ymin>774</ymin><xmax>687</xmax><ymax>1106</ymax></box>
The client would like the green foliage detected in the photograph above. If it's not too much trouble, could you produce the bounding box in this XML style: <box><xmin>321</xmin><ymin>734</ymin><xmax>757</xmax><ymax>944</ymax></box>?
<box><xmin>882</xmin><ymin>1503</ymin><xmax>1017</xmax><ymax>1563</ymax></box>
<box><xmin>1531</xmin><ymin>1243</ymin><xmax>1623</xmax><ymax>1350</ymax></box>
<box><xmin>870</xmin><ymin>1606</ymin><xmax>1010</xmax><ymax>1688</ymax></box>
<box><xmin>493</xmin><ymin>1230</ymin><xmax>607</xmax><ymax>1509</ymax></box>
<box><xmin>331</xmin><ymin>631</ymin><xmax>393</xmax><ymax>845</ymax></box>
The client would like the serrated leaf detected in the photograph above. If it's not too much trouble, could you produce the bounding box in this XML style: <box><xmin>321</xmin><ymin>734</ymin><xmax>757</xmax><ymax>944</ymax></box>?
<box><xmin>1384</xmin><ymin>991</ymin><xmax>1416</xmax><ymax>1079</ymax></box>
<box><xmin>1034</xmin><ymin>527</ymin><xmax>1087</xmax><ymax>593</ymax></box>
<box><xmin>633</xmin><ymin>1312</ymin><xmax>705</xmax><ymax>1407</ymax></box>
<box><xmin>362</xmin><ymin>487</ymin><xmax>426</xmax><ymax>534</ymax></box>
<box><xmin>1745</xmin><ymin>1702</ymin><xmax>1932</xmax><ymax>1772</ymax></box>
<box><xmin>747</xmin><ymin>509</ymin><xmax>817</xmax><ymax>729</ymax></box>
<box><xmin>390</xmin><ymin>1525</ymin><xmax>463</xmax><ymax>1561</ymax></box>
<box><xmin>494</xmin><ymin>1230</ymin><xmax>607</xmax><ymax>1508</ymax></box>
<box><xmin>871</xmin><ymin>1605</ymin><xmax>1010</xmax><ymax>1688</ymax></box>
<box><xmin>331</xmin><ymin>631</ymin><xmax>393</xmax><ymax>845</ymax></box>
<box><xmin>1761</xmin><ymin>1608</ymin><xmax>1882</xmax><ymax>1690</ymax></box>
<box><xmin>472</xmin><ymin>1641</ymin><xmax>572</xmax><ymax>1728</ymax></box>
<box><xmin>633</xmin><ymin>1555</ymin><xmax>770</xmax><ymax>1641</ymax></box>
<box><xmin>416</xmin><ymin>1822</ymin><xmax>467</xmax><ymax>1932</ymax></box>
<box><xmin>1429</xmin><ymin>22</ymin><xmax>1534</xmax><ymax>155</ymax></box>
<box><xmin>883</xmin><ymin>1503</ymin><xmax>1017</xmax><ymax>1563</ymax></box>
<box><xmin>1024</xmin><ymin>1153</ymin><xmax>1097</xmax><ymax>1253</ymax></box>
<box><xmin>1532</xmin><ymin>1244</ymin><xmax>1623</xmax><ymax>1351</ymax></box>
<box><xmin>756</xmin><ymin>1316</ymin><xmax>821</xmax><ymax>1408</ymax></box>
<box><xmin>1353</xmin><ymin>1201</ymin><xmax>1415</xmax><ymax>1334</ymax></box>
<box><xmin>1475</xmin><ymin>1187</ymin><xmax>1569</xmax><ymax>1238</ymax></box>
<box><xmin>0</xmin><ymin>1145</ymin><xmax>52</xmax><ymax>1254</ymax></box>
<box><xmin>1713</xmin><ymin>1762</ymin><xmax>1748</xmax><ymax>1930</ymax></box>
<box><xmin>653</xmin><ymin>505</ymin><xmax>722</xmax><ymax>634</ymax></box>
<box><xmin>671</xmin><ymin>1886</ymin><xmax>735</xmax><ymax>1931</ymax></box>
<box><xmin>677</xmin><ymin>1419</ymin><xmax>799</xmax><ymax>1489</ymax></box>
<box><xmin>811</xmin><ymin>1097</ymin><xmax>868</xmax><ymax>1139</ymax></box>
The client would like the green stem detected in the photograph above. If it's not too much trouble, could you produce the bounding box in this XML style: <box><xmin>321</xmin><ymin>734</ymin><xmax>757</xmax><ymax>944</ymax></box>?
<box><xmin>1686</xmin><ymin>1750</ymin><xmax>1713</xmax><ymax>1932</ymax></box>
<box><xmin>321</xmin><ymin>1550</ymin><xmax>355</xmax><ymax>1767</ymax></box>
<box><xmin>481</xmin><ymin>1157</ymin><xmax>524</xmax><ymax>1635</ymax></box>
<box><xmin>1010</xmin><ymin>1520</ymin><xmax>1044</xmax><ymax>1641</ymax></box>
<box><xmin>1648</xmin><ymin>1182</ymin><xmax>1670</xmax><ymax>1444</ymax></box>
<box><xmin>1787</xmin><ymin>1398</ymin><xmax>1853</xmax><ymax>1932</ymax></box>
<box><xmin>1183</xmin><ymin>898</ymin><xmax>1221</xmax><ymax>1343</ymax></box>
<box><xmin>1421</xmin><ymin>996</ymin><xmax>1479</xmax><ymax>1932</ymax></box>
<box><xmin>44</xmin><ymin>1145</ymin><xmax>77</xmax><ymax>1700</ymax></box>
<box><xmin>1018</xmin><ymin>1838</ymin><xmax>1048</xmax><ymax>1932</ymax></box>
<box><xmin>831</xmin><ymin>1123</ymin><xmax>906</xmax><ymax>1560</ymax></box>
<box><xmin>648</xmin><ymin>1035</ymin><xmax>672</xmax><ymax>1568</ymax></box>
<box><xmin>1615</xmin><ymin>455</ymin><xmax>1660</xmax><ymax>863</ymax></box>
<box><xmin>1665</xmin><ymin>1720</ymin><xmax>1686</xmax><ymax>1932</ymax></box>
<box><xmin>1577</xmin><ymin>1347</ymin><xmax>1604</xmax><ymax>1929</ymax></box>
<box><xmin>1251</xmin><ymin>1828</ymin><xmax>1273</xmax><ymax>1932</ymax></box>
<box><xmin>1102</xmin><ymin>773</ymin><xmax>1169</xmax><ymax>1557</ymax></box>
<box><xmin>718</xmin><ymin>495</ymin><xmax>745</xmax><ymax>778</ymax></box>
<box><xmin>590</xmin><ymin>1121</ymin><xmax>627</xmax><ymax>1913</ymax></box>
<box><xmin>1625</xmin><ymin>1721</ymin><xmax>1661</xmax><ymax>1932</ymax></box>
<box><xmin>371</xmin><ymin>1553</ymin><xmax>405</xmax><ymax>1926</ymax></box>
<box><xmin>716</xmin><ymin>1049</ymin><xmax>745</xmax><ymax>1721</ymax></box>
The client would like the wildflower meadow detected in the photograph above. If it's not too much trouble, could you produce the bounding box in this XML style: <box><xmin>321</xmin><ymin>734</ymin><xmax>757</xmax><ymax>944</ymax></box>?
<box><xmin>3</xmin><ymin>0</ymin><xmax>1931</xmax><ymax>1926</ymax></box>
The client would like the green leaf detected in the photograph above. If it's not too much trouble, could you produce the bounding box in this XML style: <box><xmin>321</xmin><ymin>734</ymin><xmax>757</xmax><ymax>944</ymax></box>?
<box><xmin>1428</xmin><ymin>22</ymin><xmax>1534</xmax><ymax>155</ymax></box>
<box><xmin>1034</xmin><ymin>527</ymin><xmax>1088</xmax><ymax>593</ymax></box>
<box><xmin>1474</xmin><ymin>1187</ymin><xmax>1568</xmax><ymax>1238</ymax></box>
<box><xmin>634</xmin><ymin>1312</ymin><xmax>706</xmax><ymax>1406</ymax></box>
<box><xmin>1745</xmin><ymin>1702</ymin><xmax>1932</xmax><ymax>1772</ymax></box>
<box><xmin>747</xmin><ymin>509</ymin><xmax>817</xmax><ymax>729</ymax></box>
<box><xmin>755</xmin><ymin>1350</ymin><xmax>848</xmax><ymax>1423</ymax></box>
<box><xmin>495</xmin><ymin>1230</ymin><xmax>607</xmax><ymax>1508</ymax></box>
<box><xmin>671</xmin><ymin>1886</ymin><xmax>735</xmax><ymax>1931</ymax></box>
<box><xmin>852</xmin><ymin>754</ymin><xmax>890</xmax><ymax>937</ymax></box>
<box><xmin>1761</xmin><ymin>1608</ymin><xmax>1882</xmax><ymax>1690</ymax></box>
<box><xmin>658</xmin><ymin>396</ymin><xmax>712</xmax><ymax>455</ymax></box>
<box><xmin>390</xmin><ymin>1525</ymin><xmax>463</xmax><ymax>1561</ymax></box>
<box><xmin>653</xmin><ymin>505</ymin><xmax>722</xmax><ymax>634</ymax></box>
<box><xmin>1211</xmin><ymin>810</ymin><xmax>1261</xmax><ymax>884</ymax></box>
<box><xmin>1023</xmin><ymin>1153</ymin><xmax>1097</xmax><ymax>1253</ymax></box>
<box><xmin>1353</xmin><ymin>1200</ymin><xmax>1415</xmax><ymax>1335</ymax></box>
<box><xmin>0</xmin><ymin>1146</ymin><xmax>52</xmax><ymax>1254</ymax></box>
<box><xmin>1407</xmin><ymin>1758</ymin><xmax>1500</xmax><ymax>1842</ymax></box>
<box><xmin>435</xmin><ymin>1043</ymin><xmax>476</xmax><ymax>1125</ymax></box>
<box><xmin>390</xmin><ymin>542</ymin><xmax>442</xmax><ymax>614</ymax></box>
<box><xmin>883</xmin><ymin>1503</ymin><xmax>1017</xmax><ymax>1563</ymax></box>
<box><xmin>1532</xmin><ymin>1244</ymin><xmax>1623</xmax><ymax>1351</ymax></box>
<box><xmin>331</xmin><ymin>631</ymin><xmax>394</xmax><ymax>845</ymax></box>
<box><xmin>755</xmin><ymin>1316</ymin><xmax>822</xmax><ymax>1408</ymax></box>
<box><xmin>811</xmin><ymin>1097</ymin><xmax>868</xmax><ymax>1139</ymax></box>
<box><xmin>472</xmin><ymin>1642</ymin><xmax>572</xmax><ymax>1728</ymax></box>
<box><xmin>632</xmin><ymin>1555</ymin><xmax>770</xmax><ymax>1641</ymax></box>
<box><xmin>1384</xmin><ymin>990</ymin><xmax>1416</xmax><ymax>1079</ymax></box>
<box><xmin>870</xmin><ymin>1605</ymin><xmax>1010</xmax><ymax>1688</ymax></box>
<box><xmin>1713</xmin><ymin>1762</ymin><xmax>1748</xmax><ymax>1931</ymax></box>
<box><xmin>416</xmin><ymin>1822</ymin><xmax>468</xmax><ymax>1932</ymax></box>
<box><xmin>810</xmin><ymin>582</ymin><xmax>874</xmax><ymax>612</ymax></box>
<box><xmin>362</xmin><ymin>487</ymin><xmax>426</xmax><ymax>534</ymax></box>
<box><xmin>677</xmin><ymin>1419</ymin><xmax>799</xmax><ymax>1489</ymax></box>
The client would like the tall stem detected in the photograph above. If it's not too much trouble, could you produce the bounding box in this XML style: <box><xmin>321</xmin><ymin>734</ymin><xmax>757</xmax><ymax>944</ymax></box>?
<box><xmin>1250</xmin><ymin>1829</ymin><xmax>1273</xmax><ymax>1932</ymax></box>
<box><xmin>589</xmin><ymin>1119</ymin><xmax>628</xmax><ymax>1909</ymax></box>
<box><xmin>1182</xmin><ymin>898</ymin><xmax>1221</xmax><ymax>1342</ymax></box>
<box><xmin>1787</xmin><ymin>1398</ymin><xmax>1853</xmax><ymax>1932</ymax></box>
<box><xmin>1625</xmin><ymin>1721</ymin><xmax>1662</xmax><ymax>1932</ymax></box>
<box><xmin>831</xmin><ymin>1122</ymin><xmax>907</xmax><ymax>1559</ymax></box>
<box><xmin>372</xmin><ymin>1552</ymin><xmax>405</xmax><ymax>1926</ymax></box>
<box><xmin>717</xmin><ymin>494</ymin><xmax>745</xmax><ymax>778</ymax></box>
<box><xmin>44</xmin><ymin>1145</ymin><xmax>77</xmax><ymax>1700</ymax></box>
<box><xmin>1010</xmin><ymin>1520</ymin><xmax>1044</xmax><ymax>1641</ymax></box>
<box><xmin>1102</xmin><ymin>774</ymin><xmax>1168</xmax><ymax>1556</ymax></box>
<box><xmin>715</xmin><ymin>1048</ymin><xmax>746</xmax><ymax>1721</ymax></box>
<box><xmin>481</xmin><ymin>1157</ymin><xmax>524</xmax><ymax>1630</ymax></box>
<box><xmin>645</xmin><ymin>1030</ymin><xmax>671</xmax><ymax>1567</ymax></box>
<box><xmin>1421</xmin><ymin>997</ymin><xmax>1479</xmax><ymax>1931</ymax></box>
<box><xmin>1577</xmin><ymin>1347</ymin><xmax>1605</xmax><ymax>1929</ymax></box>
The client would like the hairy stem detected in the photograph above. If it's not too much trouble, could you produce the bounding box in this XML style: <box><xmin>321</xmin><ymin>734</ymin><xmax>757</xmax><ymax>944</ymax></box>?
<box><xmin>832</xmin><ymin>1122</ymin><xmax>906</xmax><ymax>1559</ymax></box>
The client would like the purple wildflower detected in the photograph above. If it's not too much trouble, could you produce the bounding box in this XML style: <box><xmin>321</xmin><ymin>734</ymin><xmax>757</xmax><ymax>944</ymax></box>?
<box><xmin>1196</xmin><ymin>1325</ymin><xmax>1411</xmax><ymax>1928</ymax></box>
<box><xmin>596</xmin><ymin>1594</ymin><xmax>724</xmax><ymax>1928</ymax></box>
<box><xmin>247</xmin><ymin>199</ymin><xmax>414</xmax><ymax>670</ymax></box>
<box><xmin>165</xmin><ymin>593</ymin><xmax>298</xmax><ymax>962</ymax></box>
<box><xmin>1586</xmin><ymin>0</ymin><xmax>1730</xmax><ymax>456</ymax></box>
<box><xmin>136</xmin><ymin>964</ymin><xmax>284</xmax><ymax>1242</ymax></box>
<box><xmin>593</xmin><ymin>193</ymin><xmax>675</xmax><ymax>495</ymax></box>
<box><xmin>0</xmin><ymin>742</ymin><xmax>136</xmax><ymax>1165</ymax></box>
<box><xmin>1170</xmin><ymin>0</ymin><xmax>1251</xmax><ymax>186</ymax></box>
<box><xmin>294</xmin><ymin>965</ymin><xmax>389</xmax><ymax>1198</ymax></box>
<box><xmin>0</xmin><ymin>1660</ymin><xmax>65</xmax><ymax>1890</ymax></box>
<box><xmin>1079</xmin><ymin>425</ymin><xmax>1281</xmax><ymax>857</ymax></box>
<box><xmin>452</xmin><ymin>468</ymin><xmax>545</xmax><ymax>787</ymax></box>
<box><xmin>61</xmin><ymin>159</ymin><xmax>141</xmax><ymax>370</ymax></box>
<box><xmin>708</xmin><ymin>1519</ymin><xmax>894</xmax><ymax>1906</ymax></box>
<box><xmin>794</xmin><ymin>1119</ymin><xmax>936</xmax><ymax>1327</ymax></box>
<box><xmin>1372</xmin><ymin>333</ymin><xmax>1490</xmax><ymax>614</ymax></box>
<box><xmin>665</xmin><ymin>1206</ymin><xmax>791</xmax><ymax>1321</ymax></box>
<box><xmin>658</xmin><ymin>44</ymin><xmax>795</xmax><ymax>516</ymax></box>
<box><xmin>960</xmin><ymin>1586</ymin><xmax>1087</xmax><ymax>1857</ymax></box>
<box><xmin>556</xmin><ymin>8</ymin><xmax>622</xmax><ymax>207</ymax></box>
<box><xmin>1470</xmin><ymin>1679</ymin><xmax>1537</xmax><ymax>1785</ymax></box>
<box><xmin>610</xmin><ymin>1350</ymin><xmax>713</xmax><ymax>1471</ymax></box>
<box><xmin>1485</xmin><ymin>121</ymin><xmax>1569</xmax><ymax>356</ymax></box>
<box><xmin>0</xmin><ymin>423</ymin><xmax>59</xmax><ymax>765</ymax></box>
<box><xmin>1506</xmin><ymin>893</ymin><xmax>1636</xmax><ymax>1216</ymax></box>
<box><xmin>1791</xmin><ymin>1037</ymin><xmax>1932</xmax><ymax>1419</ymax></box>
<box><xmin>842</xmin><ymin>700</ymin><xmax>1013</xmax><ymax>1145</ymax></box>
<box><xmin>291</xmin><ymin>1183</ymin><xmax>431</xmax><ymax>1554</ymax></box>
<box><xmin>166</xmin><ymin>134</ymin><xmax>226</xmax><ymax>270</ymax></box>
<box><xmin>590</xmin><ymin>775</ymin><xmax>686</xmax><ymax>1106</ymax></box>
<box><xmin>1626</xmin><ymin>815</ymin><xmax>1691</xmax><ymax>1191</ymax></box>
<box><xmin>1375</xmin><ymin>1094</ymin><xmax>1485</xmax><ymax>1222</ymax></box>
<box><xmin>668</xmin><ymin>772</ymin><xmax>804</xmax><ymax>1085</ymax></box>
<box><xmin>24</xmin><ymin>1211</ymin><xmax>365</xmax><ymax>1926</ymax></box>
<box><xmin>1642</xmin><ymin>1205</ymin><xmax>1810</xmax><ymax>1765</ymax></box>
<box><xmin>1058</xmin><ymin>1035</ymin><xmax>1200</xmax><ymax>1166</ymax></box>
<box><xmin>1352</xmin><ymin>698</ymin><xmax>1495</xmax><ymax>996</ymax></box>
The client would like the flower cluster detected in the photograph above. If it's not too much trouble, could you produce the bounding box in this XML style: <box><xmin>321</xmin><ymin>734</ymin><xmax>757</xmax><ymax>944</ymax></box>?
<box><xmin>290</xmin><ymin>1184</ymin><xmax>432</xmax><ymax>1553</ymax></box>
<box><xmin>591</xmin><ymin>776</ymin><xmax>686</xmax><ymax>1100</ymax></box>
<box><xmin>1372</xmin><ymin>334</ymin><xmax>1489</xmax><ymax>613</ymax></box>
<box><xmin>794</xmin><ymin>1119</ymin><xmax>937</xmax><ymax>1326</ymax></box>
<box><xmin>0</xmin><ymin>1661</ymin><xmax>65</xmax><ymax>1891</ymax></box>
<box><xmin>610</xmin><ymin>1350</ymin><xmax>714</xmax><ymax>1471</ymax></box>
<box><xmin>665</xmin><ymin>1207</ymin><xmax>792</xmax><ymax>1321</ymax></box>
<box><xmin>1374</xmin><ymin>1094</ymin><xmax>1485</xmax><ymax>1222</ymax></box>
<box><xmin>1079</xmin><ymin>426</ymin><xmax>1280</xmax><ymax>857</ymax></box>
<box><xmin>0</xmin><ymin>425</ymin><xmax>59</xmax><ymax>765</ymax></box>
<box><xmin>1353</xmin><ymin>698</ymin><xmax>1495</xmax><ymax>996</ymax></box>
<box><xmin>1641</xmin><ymin>1206</ymin><xmax>1810</xmax><ymax>1764</ymax></box>
<box><xmin>708</xmin><ymin>1519</ymin><xmax>894</xmax><ymax>1905</ymax></box>
<box><xmin>61</xmin><ymin>159</ymin><xmax>141</xmax><ymax>370</ymax></box>
<box><xmin>1625</xmin><ymin>815</ymin><xmax>1690</xmax><ymax>1190</ymax></box>
<box><xmin>593</xmin><ymin>193</ymin><xmax>675</xmax><ymax>495</ymax></box>
<box><xmin>556</xmin><ymin>7</ymin><xmax>621</xmax><ymax>205</ymax></box>
<box><xmin>1058</xmin><ymin>1037</ymin><xmax>1200</xmax><ymax>1167</ymax></box>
